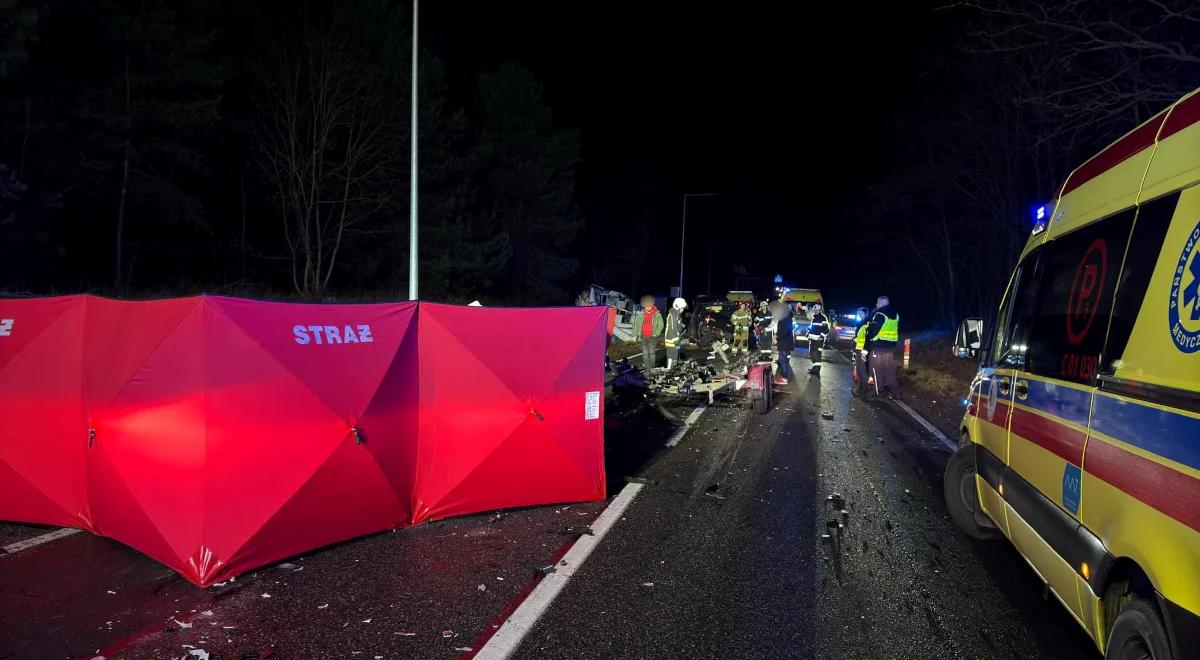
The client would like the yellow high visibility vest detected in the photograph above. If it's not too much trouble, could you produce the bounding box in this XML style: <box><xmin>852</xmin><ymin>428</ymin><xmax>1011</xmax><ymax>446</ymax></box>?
<box><xmin>876</xmin><ymin>314</ymin><xmax>899</xmax><ymax>343</ymax></box>
<box><xmin>854</xmin><ymin>325</ymin><xmax>868</xmax><ymax>350</ymax></box>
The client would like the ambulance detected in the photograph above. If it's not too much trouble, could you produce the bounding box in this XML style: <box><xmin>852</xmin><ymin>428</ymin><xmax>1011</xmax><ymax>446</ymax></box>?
<box><xmin>946</xmin><ymin>88</ymin><xmax>1200</xmax><ymax>659</ymax></box>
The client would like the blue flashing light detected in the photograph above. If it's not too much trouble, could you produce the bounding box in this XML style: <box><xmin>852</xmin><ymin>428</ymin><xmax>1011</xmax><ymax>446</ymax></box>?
<box><xmin>774</xmin><ymin>274</ymin><xmax>783</xmax><ymax>284</ymax></box>
<box><xmin>961</xmin><ymin>398</ymin><xmax>971</xmax><ymax>407</ymax></box>
<box><xmin>1035</xmin><ymin>205</ymin><xmax>1046</xmax><ymax>221</ymax></box>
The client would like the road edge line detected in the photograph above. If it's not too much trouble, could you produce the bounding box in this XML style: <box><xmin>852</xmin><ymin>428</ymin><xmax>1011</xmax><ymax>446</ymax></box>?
<box><xmin>1</xmin><ymin>527</ymin><xmax>81</xmax><ymax>555</ymax></box>
<box><xmin>893</xmin><ymin>399</ymin><xmax>957</xmax><ymax>452</ymax></box>
<box><xmin>665</xmin><ymin>405</ymin><xmax>707</xmax><ymax>448</ymax></box>
<box><xmin>473</xmin><ymin>482</ymin><xmax>645</xmax><ymax>660</ymax></box>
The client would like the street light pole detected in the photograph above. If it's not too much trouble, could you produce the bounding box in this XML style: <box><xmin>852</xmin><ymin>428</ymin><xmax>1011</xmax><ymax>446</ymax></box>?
<box><xmin>678</xmin><ymin>193</ymin><xmax>715</xmax><ymax>298</ymax></box>
<box><xmin>408</xmin><ymin>0</ymin><xmax>419</xmax><ymax>301</ymax></box>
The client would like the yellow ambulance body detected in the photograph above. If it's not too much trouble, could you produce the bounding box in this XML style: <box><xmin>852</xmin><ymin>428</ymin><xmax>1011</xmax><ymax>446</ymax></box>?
<box><xmin>949</xmin><ymin>88</ymin><xmax>1200</xmax><ymax>659</ymax></box>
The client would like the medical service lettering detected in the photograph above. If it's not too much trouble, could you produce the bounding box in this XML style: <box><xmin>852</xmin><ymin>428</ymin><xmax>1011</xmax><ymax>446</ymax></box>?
<box><xmin>1168</xmin><ymin>219</ymin><xmax>1200</xmax><ymax>353</ymax></box>
<box><xmin>293</xmin><ymin>324</ymin><xmax>375</xmax><ymax>345</ymax></box>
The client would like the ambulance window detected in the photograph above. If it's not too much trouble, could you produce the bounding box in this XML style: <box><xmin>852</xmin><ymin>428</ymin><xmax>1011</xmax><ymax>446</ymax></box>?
<box><xmin>1102</xmin><ymin>192</ymin><xmax>1179</xmax><ymax>374</ymax></box>
<box><xmin>990</xmin><ymin>254</ymin><xmax>1039</xmax><ymax>367</ymax></box>
<box><xmin>1025</xmin><ymin>209</ymin><xmax>1135</xmax><ymax>384</ymax></box>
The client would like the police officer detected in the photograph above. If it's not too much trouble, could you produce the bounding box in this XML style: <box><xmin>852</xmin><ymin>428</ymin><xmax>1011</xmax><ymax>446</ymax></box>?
<box><xmin>665</xmin><ymin>297</ymin><xmax>687</xmax><ymax>368</ymax></box>
<box><xmin>731</xmin><ymin>301</ymin><xmax>752</xmax><ymax>355</ymax></box>
<box><xmin>852</xmin><ymin>306</ymin><xmax>870</xmax><ymax>394</ymax></box>
<box><xmin>865</xmin><ymin>296</ymin><xmax>900</xmax><ymax>398</ymax></box>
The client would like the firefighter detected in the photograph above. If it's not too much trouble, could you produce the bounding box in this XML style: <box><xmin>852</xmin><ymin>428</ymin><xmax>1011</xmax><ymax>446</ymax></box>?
<box><xmin>665</xmin><ymin>297</ymin><xmax>687</xmax><ymax>368</ymax></box>
<box><xmin>754</xmin><ymin>300</ymin><xmax>773</xmax><ymax>354</ymax></box>
<box><xmin>865</xmin><ymin>296</ymin><xmax>900</xmax><ymax>398</ymax></box>
<box><xmin>807</xmin><ymin>303</ymin><xmax>830</xmax><ymax>363</ymax></box>
<box><xmin>731</xmin><ymin>301</ymin><xmax>752</xmax><ymax>355</ymax></box>
<box><xmin>771</xmin><ymin>301</ymin><xmax>794</xmax><ymax>384</ymax></box>
<box><xmin>632</xmin><ymin>295</ymin><xmax>664</xmax><ymax>372</ymax></box>
<box><xmin>852</xmin><ymin>306</ymin><xmax>870</xmax><ymax>394</ymax></box>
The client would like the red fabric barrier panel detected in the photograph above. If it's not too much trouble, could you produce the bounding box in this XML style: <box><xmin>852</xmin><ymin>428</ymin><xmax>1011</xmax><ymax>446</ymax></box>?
<box><xmin>0</xmin><ymin>296</ymin><xmax>605</xmax><ymax>586</ymax></box>
<box><xmin>413</xmin><ymin>304</ymin><xmax>607</xmax><ymax>523</ymax></box>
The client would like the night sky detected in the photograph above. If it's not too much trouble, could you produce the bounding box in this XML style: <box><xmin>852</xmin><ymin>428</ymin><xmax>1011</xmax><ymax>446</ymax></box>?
<box><xmin>428</xmin><ymin>1</ymin><xmax>943</xmax><ymax>307</ymax></box>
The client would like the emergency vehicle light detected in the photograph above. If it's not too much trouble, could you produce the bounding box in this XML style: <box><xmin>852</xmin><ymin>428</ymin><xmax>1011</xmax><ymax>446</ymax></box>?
<box><xmin>1031</xmin><ymin>204</ymin><xmax>1048</xmax><ymax>235</ymax></box>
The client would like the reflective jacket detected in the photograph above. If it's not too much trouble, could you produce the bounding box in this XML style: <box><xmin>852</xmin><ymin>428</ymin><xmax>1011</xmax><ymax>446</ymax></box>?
<box><xmin>865</xmin><ymin>306</ymin><xmax>899</xmax><ymax>348</ymax></box>
<box><xmin>732</xmin><ymin>310</ymin><xmax>752</xmax><ymax>331</ymax></box>
<box><xmin>664</xmin><ymin>309</ymin><xmax>685</xmax><ymax>347</ymax></box>
<box><xmin>808</xmin><ymin>312</ymin><xmax>830</xmax><ymax>336</ymax></box>
<box><xmin>754</xmin><ymin>311</ymin><xmax>773</xmax><ymax>334</ymax></box>
<box><xmin>854</xmin><ymin>324</ymin><xmax>868</xmax><ymax>351</ymax></box>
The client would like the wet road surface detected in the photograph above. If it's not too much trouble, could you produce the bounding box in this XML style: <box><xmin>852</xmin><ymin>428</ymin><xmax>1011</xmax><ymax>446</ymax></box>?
<box><xmin>513</xmin><ymin>351</ymin><xmax>1097</xmax><ymax>660</ymax></box>
<box><xmin>0</xmin><ymin>351</ymin><xmax>1098</xmax><ymax>659</ymax></box>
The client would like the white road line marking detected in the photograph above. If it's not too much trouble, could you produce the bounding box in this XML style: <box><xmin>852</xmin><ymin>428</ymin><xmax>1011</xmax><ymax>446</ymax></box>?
<box><xmin>893</xmin><ymin>399</ymin><xmax>957</xmax><ymax>451</ymax></box>
<box><xmin>474</xmin><ymin>482</ymin><xmax>645</xmax><ymax>660</ymax></box>
<box><xmin>1</xmin><ymin>527</ymin><xmax>81</xmax><ymax>555</ymax></box>
<box><xmin>665</xmin><ymin>405</ymin><xmax>707</xmax><ymax>448</ymax></box>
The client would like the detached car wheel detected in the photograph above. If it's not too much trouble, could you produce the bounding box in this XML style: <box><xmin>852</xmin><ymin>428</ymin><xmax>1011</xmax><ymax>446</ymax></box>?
<box><xmin>754</xmin><ymin>366</ymin><xmax>773</xmax><ymax>415</ymax></box>
<box><xmin>1106</xmin><ymin>598</ymin><xmax>1172</xmax><ymax>660</ymax></box>
<box><xmin>943</xmin><ymin>444</ymin><xmax>1000</xmax><ymax>540</ymax></box>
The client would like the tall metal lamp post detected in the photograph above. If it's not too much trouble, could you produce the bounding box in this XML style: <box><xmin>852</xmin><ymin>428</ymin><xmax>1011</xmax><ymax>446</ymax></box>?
<box><xmin>408</xmin><ymin>0</ymin><xmax>419</xmax><ymax>301</ymax></box>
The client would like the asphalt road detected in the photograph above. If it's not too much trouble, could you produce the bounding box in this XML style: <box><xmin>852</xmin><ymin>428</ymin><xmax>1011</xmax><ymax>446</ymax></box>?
<box><xmin>514</xmin><ymin>351</ymin><xmax>1098</xmax><ymax>660</ymax></box>
<box><xmin>0</xmin><ymin>350</ymin><xmax>1100</xmax><ymax>659</ymax></box>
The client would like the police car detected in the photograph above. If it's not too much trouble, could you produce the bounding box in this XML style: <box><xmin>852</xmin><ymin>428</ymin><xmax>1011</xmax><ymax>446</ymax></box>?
<box><xmin>947</xmin><ymin>88</ymin><xmax>1200</xmax><ymax>659</ymax></box>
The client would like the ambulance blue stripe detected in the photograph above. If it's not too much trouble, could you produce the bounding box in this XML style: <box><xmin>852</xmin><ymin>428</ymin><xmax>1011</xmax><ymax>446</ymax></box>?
<box><xmin>1092</xmin><ymin>394</ymin><xmax>1200</xmax><ymax>472</ymax></box>
<box><xmin>1020</xmin><ymin>378</ymin><xmax>1092</xmax><ymax>428</ymax></box>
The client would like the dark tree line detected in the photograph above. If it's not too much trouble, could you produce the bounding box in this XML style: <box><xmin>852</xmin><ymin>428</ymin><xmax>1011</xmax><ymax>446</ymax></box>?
<box><xmin>855</xmin><ymin>0</ymin><xmax>1200</xmax><ymax>330</ymax></box>
<box><xmin>0</xmin><ymin>1</ymin><xmax>580</xmax><ymax>303</ymax></box>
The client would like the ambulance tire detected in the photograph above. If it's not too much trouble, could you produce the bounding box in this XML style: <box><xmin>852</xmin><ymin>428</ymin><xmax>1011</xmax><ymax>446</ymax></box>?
<box><xmin>943</xmin><ymin>445</ymin><xmax>1000</xmax><ymax>540</ymax></box>
<box><xmin>1105</xmin><ymin>598</ymin><xmax>1172</xmax><ymax>660</ymax></box>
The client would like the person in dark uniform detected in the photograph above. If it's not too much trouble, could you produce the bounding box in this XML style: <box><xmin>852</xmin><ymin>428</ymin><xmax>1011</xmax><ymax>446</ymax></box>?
<box><xmin>865</xmin><ymin>296</ymin><xmax>900</xmax><ymax>398</ymax></box>
<box><xmin>754</xmin><ymin>300</ymin><xmax>773</xmax><ymax>355</ymax></box>
<box><xmin>771</xmin><ymin>301</ymin><xmax>794</xmax><ymax>384</ymax></box>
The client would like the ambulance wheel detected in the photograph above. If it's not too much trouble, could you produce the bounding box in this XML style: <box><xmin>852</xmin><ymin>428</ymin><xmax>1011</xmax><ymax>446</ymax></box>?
<box><xmin>944</xmin><ymin>444</ymin><xmax>999</xmax><ymax>540</ymax></box>
<box><xmin>1106</xmin><ymin>598</ymin><xmax>1171</xmax><ymax>660</ymax></box>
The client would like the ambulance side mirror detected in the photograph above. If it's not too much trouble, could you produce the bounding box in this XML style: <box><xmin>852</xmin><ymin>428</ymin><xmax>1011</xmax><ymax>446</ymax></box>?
<box><xmin>953</xmin><ymin>317</ymin><xmax>983</xmax><ymax>360</ymax></box>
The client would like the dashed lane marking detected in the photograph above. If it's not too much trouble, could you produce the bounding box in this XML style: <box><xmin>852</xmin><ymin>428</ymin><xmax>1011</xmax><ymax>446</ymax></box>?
<box><xmin>1</xmin><ymin>527</ymin><xmax>81</xmax><ymax>555</ymax></box>
<box><xmin>665</xmin><ymin>405</ymin><xmax>707</xmax><ymax>448</ymax></box>
<box><xmin>473</xmin><ymin>482</ymin><xmax>645</xmax><ymax>660</ymax></box>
